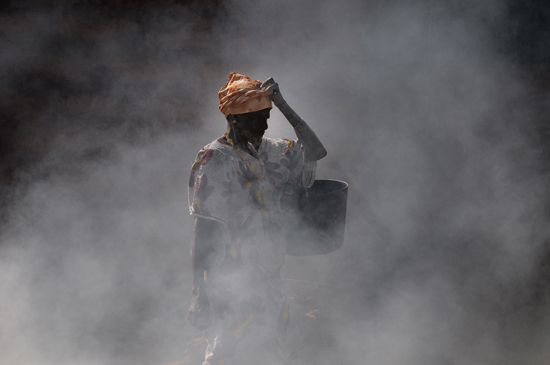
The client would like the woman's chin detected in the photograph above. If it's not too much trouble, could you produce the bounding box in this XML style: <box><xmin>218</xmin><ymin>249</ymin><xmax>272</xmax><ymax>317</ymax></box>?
<box><xmin>249</xmin><ymin>132</ymin><xmax>265</xmax><ymax>140</ymax></box>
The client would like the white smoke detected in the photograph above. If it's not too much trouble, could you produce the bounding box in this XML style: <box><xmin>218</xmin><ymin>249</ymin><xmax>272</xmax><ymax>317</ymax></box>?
<box><xmin>1</xmin><ymin>1</ymin><xmax>549</xmax><ymax>364</ymax></box>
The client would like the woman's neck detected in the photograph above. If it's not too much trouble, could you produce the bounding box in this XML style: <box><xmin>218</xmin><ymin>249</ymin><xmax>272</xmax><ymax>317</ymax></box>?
<box><xmin>226</xmin><ymin>126</ymin><xmax>262</xmax><ymax>154</ymax></box>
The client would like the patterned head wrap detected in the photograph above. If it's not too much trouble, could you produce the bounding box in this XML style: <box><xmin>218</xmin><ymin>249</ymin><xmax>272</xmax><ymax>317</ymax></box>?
<box><xmin>218</xmin><ymin>72</ymin><xmax>272</xmax><ymax>117</ymax></box>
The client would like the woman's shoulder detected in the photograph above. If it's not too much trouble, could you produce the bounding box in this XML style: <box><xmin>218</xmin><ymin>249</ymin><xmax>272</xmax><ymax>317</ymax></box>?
<box><xmin>203</xmin><ymin>137</ymin><xmax>233</xmax><ymax>151</ymax></box>
<box><xmin>262</xmin><ymin>137</ymin><xmax>300</xmax><ymax>151</ymax></box>
<box><xmin>198</xmin><ymin>137</ymin><xmax>237</xmax><ymax>157</ymax></box>
<box><xmin>191</xmin><ymin>138</ymin><xmax>239</xmax><ymax>170</ymax></box>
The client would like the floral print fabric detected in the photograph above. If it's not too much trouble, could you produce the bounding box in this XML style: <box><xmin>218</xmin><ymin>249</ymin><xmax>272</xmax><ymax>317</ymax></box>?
<box><xmin>188</xmin><ymin>136</ymin><xmax>316</xmax><ymax>364</ymax></box>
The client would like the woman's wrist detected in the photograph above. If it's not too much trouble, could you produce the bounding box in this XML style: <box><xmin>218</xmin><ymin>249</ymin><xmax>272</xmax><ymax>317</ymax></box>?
<box><xmin>277</xmin><ymin>100</ymin><xmax>302</xmax><ymax>127</ymax></box>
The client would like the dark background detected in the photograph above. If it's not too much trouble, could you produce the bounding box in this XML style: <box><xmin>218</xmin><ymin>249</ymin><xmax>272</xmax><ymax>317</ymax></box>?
<box><xmin>2</xmin><ymin>0</ymin><xmax>550</xmax><ymax>192</ymax></box>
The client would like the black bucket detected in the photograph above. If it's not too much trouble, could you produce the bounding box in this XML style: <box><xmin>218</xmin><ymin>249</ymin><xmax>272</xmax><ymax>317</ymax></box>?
<box><xmin>281</xmin><ymin>179</ymin><xmax>348</xmax><ymax>256</ymax></box>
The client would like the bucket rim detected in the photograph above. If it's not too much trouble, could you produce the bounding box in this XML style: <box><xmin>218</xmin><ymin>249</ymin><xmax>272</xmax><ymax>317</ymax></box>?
<box><xmin>307</xmin><ymin>179</ymin><xmax>348</xmax><ymax>196</ymax></box>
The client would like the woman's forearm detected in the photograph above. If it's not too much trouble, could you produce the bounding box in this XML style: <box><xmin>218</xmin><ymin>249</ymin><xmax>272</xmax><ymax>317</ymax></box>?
<box><xmin>191</xmin><ymin>217</ymin><xmax>219</xmax><ymax>293</ymax></box>
<box><xmin>263</xmin><ymin>79</ymin><xmax>327</xmax><ymax>163</ymax></box>
<box><xmin>277</xmin><ymin>99</ymin><xmax>327</xmax><ymax>162</ymax></box>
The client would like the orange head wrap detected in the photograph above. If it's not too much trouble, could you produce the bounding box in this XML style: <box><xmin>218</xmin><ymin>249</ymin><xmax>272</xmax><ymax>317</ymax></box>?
<box><xmin>218</xmin><ymin>72</ymin><xmax>272</xmax><ymax>118</ymax></box>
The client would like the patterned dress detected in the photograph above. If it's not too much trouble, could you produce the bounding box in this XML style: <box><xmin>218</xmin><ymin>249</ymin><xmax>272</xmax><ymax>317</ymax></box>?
<box><xmin>188</xmin><ymin>136</ymin><xmax>316</xmax><ymax>364</ymax></box>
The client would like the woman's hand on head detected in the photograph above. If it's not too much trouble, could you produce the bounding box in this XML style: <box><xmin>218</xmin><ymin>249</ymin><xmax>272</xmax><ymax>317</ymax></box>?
<box><xmin>262</xmin><ymin>77</ymin><xmax>285</xmax><ymax>107</ymax></box>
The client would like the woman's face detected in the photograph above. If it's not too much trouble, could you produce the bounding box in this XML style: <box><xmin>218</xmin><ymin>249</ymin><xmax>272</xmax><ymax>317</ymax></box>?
<box><xmin>234</xmin><ymin>108</ymin><xmax>271</xmax><ymax>140</ymax></box>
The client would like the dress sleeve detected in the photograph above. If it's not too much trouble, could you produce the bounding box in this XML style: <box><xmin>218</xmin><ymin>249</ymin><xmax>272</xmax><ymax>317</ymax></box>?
<box><xmin>188</xmin><ymin>149</ymin><xmax>234</xmax><ymax>226</ymax></box>
<box><xmin>284</xmin><ymin>139</ymin><xmax>316</xmax><ymax>189</ymax></box>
